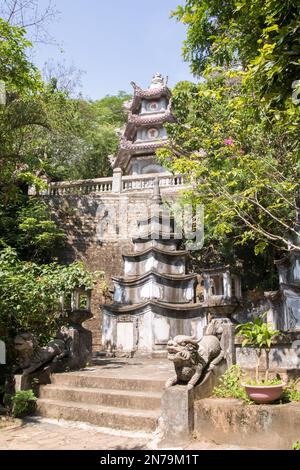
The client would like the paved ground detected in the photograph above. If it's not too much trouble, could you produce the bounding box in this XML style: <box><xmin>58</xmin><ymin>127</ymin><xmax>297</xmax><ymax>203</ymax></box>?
<box><xmin>74</xmin><ymin>356</ymin><xmax>174</xmax><ymax>380</ymax></box>
<box><xmin>0</xmin><ymin>417</ymin><xmax>249</xmax><ymax>450</ymax></box>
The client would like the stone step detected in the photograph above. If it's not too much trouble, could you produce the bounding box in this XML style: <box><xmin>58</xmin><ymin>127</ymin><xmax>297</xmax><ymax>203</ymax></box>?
<box><xmin>39</xmin><ymin>385</ymin><xmax>161</xmax><ymax>410</ymax></box>
<box><xmin>36</xmin><ymin>398</ymin><xmax>159</xmax><ymax>432</ymax></box>
<box><xmin>51</xmin><ymin>373</ymin><xmax>165</xmax><ymax>393</ymax></box>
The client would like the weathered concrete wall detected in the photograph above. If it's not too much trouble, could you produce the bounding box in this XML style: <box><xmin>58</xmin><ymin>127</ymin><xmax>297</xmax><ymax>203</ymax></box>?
<box><xmin>194</xmin><ymin>398</ymin><xmax>300</xmax><ymax>449</ymax></box>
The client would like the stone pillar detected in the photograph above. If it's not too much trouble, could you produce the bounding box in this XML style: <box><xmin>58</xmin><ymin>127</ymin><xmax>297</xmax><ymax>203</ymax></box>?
<box><xmin>0</xmin><ymin>340</ymin><xmax>6</xmax><ymax>365</ymax></box>
<box><xmin>203</xmin><ymin>275</ymin><xmax>210</xmax><ymax>301</ymax></box>
<box><xmin>223</xmin><ymin>271</ymin><xmax>232</xmax><ymax>299</ymax></box>
<box><xmin>234</xmin><ymin>275</ymin><xmax>242</xmax><ymax>299</ymax></box>
<box><xmin>265</xmin><ymin>291</ymin><xmax>285</xmax><ymax>330</ymax></box>
<box><xmin>160</xmin><ymin>386</ymin><xmax>194</xmax><ymax>445</ymax></box>
<box><xmin>220</xmin><ymin>322</ymin><xmax>236</xmax><ymax>367</ymax></box>
<box><xmin>112</xmin><ymin>167</ymin><xmax>122</xmax><ymax>193</ymax></box>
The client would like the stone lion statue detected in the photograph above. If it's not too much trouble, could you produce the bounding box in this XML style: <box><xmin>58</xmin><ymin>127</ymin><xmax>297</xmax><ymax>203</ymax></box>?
<box><xmin>14</xmin><ymin>333</ymin><xmax>68</xmax><ymax>376</ymax></box>
<box><xmin>165</xmin><ymin>320</ymin><xmax>225</xmax><ymax>390</ymax></box>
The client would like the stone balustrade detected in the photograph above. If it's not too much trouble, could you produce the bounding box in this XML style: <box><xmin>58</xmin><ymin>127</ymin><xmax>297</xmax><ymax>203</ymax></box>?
<box><xmin>32</xmin><ymin>169</ymin><xmax>185</xmax><ymax>196</ymax></box>
<box><xmin>122</xmin><ymin>173</ymin><xmax>184</xmax><ymax>191</ymax></box>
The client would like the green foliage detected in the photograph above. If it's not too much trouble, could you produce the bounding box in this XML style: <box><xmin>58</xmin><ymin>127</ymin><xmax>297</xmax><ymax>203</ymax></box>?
<box><xmin>245</xmin><ymin>377</ymin><xmax>282</xmax><ymax>386</ymax></box>
<box><xmin>213</xmin><ymin>365</ymin><xmax>252</xmax><ymax>403</ymax></box>
<box><xmin>65</xmin><ymin>92</ymin><xmax>131</xmax><ymax>181</ymax></box>
<box><xmin>282</xmin><ymin>381</ymin><xmax>300</xmax><ymax>403</ymax></box>
<box><xmin>92</xmin><ymin>92</ymin><xmax>131</xmax><ymax>127</ymax></box>
<box><xmin>11</xmin><ymin>390</ymin><xmax>36</xmax><ymax>418</ymax></box>
<box><xmin>172</xmin><ymin>0</ymin><xmax>300</xmax><ymax>105</ymax></box>
<box><xmin>236</xmin><ymin>314</ymin><xmax>280</xmax><ymax>383</ymax></box>
<box><xmin>0</xmin><ymin>17</ymin><xmax>130</xmax><ymax>269</ymax></box>
<box><xmin>292</xmin><ymin>441</ymin><xmax>300</xmax><ymax>450</ymax></box>
<box><xmin>0</xmin><ymin>197</ymin><xmax>65</xmax><ymax>263</ymax></box>
<box><xmin>0</xmin><ymin>18</ymin><xmax>42</xmax><ymax>92</ymax></box>
<box><xmin>0</xmin><ymin>247</ymin><xmax>101</xmax><ymax>358</ymax></box>
<box><xmin>17</xmin><ymin>199</ymin><xmax>65</xmax><ymax>261</ymax></box>
<box><xmin>160</xmin><ymin>0</ymin><xmax>300</xmax><ymax>289</ymax></box>
<box><xmin>158</xmin><ymin>72</ymin><xmax>299</xmax><ymax>252</ymax></box>
<box><xmin>236</xmin><ymin>315</ymin><xmax>280</xmax><ymax>350</ymax></box>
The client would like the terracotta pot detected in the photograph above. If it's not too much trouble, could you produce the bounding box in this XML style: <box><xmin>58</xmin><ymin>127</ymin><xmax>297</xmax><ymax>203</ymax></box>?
<box><xmin>243</xmin><ymin>383</ymin><xmax>284</xmax><ymax>404</ymax></box>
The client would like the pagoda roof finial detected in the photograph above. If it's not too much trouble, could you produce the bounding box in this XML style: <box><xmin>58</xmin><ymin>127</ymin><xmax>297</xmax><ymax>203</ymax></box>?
<box><xmin>149</xmin><ymin>73</ymin><xmax>165</xmax><ymax>89</ymax></box>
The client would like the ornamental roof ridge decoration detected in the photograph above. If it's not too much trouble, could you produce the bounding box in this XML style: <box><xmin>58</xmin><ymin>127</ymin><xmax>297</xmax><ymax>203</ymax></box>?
<box><xmin>149</xmin><ymin>72</ymin><xmax>167</xmax><ymax>89</ymax></box>
<box><xmin>131</xmin><ymin>85</ymin><xmax>170</xmax><ymax>98</ymax></box>
<box><xmin>130</xmin><ymin>72</ymin><xmax>168</xmax><ymax>92</ymax></box>
<box><xmin>129</xmin><ymin>73</ymin><xmax>171</xmax><ymax>108</ymax></box>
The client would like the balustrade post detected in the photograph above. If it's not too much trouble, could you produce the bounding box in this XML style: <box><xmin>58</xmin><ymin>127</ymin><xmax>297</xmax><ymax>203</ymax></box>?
<box><xmin>112</xmin><ymin>167</ymin><xmax>122</xmax><ymax>193</ymax></box>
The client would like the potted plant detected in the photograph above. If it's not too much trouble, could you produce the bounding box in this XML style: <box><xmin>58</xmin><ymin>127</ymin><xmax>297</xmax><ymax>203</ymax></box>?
<box><xmin>236</xmin><ymin>315</ymin><xmax>284</xmax><ymax>404</ymax></box>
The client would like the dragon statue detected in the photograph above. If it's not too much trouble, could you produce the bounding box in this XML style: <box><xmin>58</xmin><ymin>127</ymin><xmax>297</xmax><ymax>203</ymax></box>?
<box><xmin>14</xmin><ymin>333</ymin><xmax>68</xmax><ymax>376</ymax></box>
<box><xmin>165</xmin><ymin>319</ymin><xmax>226</xmax><ymax>390</ymax></box>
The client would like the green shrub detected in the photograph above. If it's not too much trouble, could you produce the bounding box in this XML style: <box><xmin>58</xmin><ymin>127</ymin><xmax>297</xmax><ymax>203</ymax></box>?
<box><xmin>281</xmin><ymin>381</ymin><xmax>300</xmax><ymax>403</ymax></box>
<box><xmin>213</xmin><ymin>365</ymin><xmax>253</xmax><ymax>404</ymax></box>
<box><xmin>236</xmin><ymin>315</ymin><xmax>280</xmax><ymax>384</ymax></box>
<box><xmin>292</xmin><ymin>441</ymin><xmax>300</xmax><ymax>450</ymax></box>
<box><xmin>0</xmin><ymin>247</ymin><xmax>102</xmax><ymax>364</ymax></box>
<box><xmin>245</xmin><ymin>377</ymin><xmax>282</xmax><ymax>386</ymax></box>
<box><xmin>11</xmin><ymin>390</ymin><xmax>36</xmax><ymax>418</ymax></box>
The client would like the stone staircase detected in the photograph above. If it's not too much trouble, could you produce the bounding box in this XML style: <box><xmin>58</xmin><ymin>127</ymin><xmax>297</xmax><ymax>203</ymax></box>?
<box><xmin>36</xmin><ymin>370</ymin><xmax>165</xmax><ymax>432</ymax></box>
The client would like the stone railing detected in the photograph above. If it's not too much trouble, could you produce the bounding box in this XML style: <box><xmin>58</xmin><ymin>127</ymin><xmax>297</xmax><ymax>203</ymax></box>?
<box><xmin>31</xmin><ymin>169</ymin><xmax>185</xmax><ymax>196</ymax></box>
<box><xmin>122</xmin><ymin>173</ymin><xmax>184</xmax><ymax>192</ymax></box>
<box><xmin>46</xmin><ymin>177</ymin><xmax>113</xmax><ymax>196</ymax></box>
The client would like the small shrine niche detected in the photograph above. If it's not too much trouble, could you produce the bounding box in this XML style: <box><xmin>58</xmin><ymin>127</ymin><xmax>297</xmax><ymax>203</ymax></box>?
<box><xmin>71</xmin><ymin>288</ymin><xmax>92</xmax><ymax>312</ymax></box>
<box><xmin>200</xmin><ymin>268</ymin><xmax>242</xmax><ymax>305</ymax></box>
<box><xmin>60</xmin><ymin>288</ymin><xmax>92</xmax><ymax>313</ymax></box>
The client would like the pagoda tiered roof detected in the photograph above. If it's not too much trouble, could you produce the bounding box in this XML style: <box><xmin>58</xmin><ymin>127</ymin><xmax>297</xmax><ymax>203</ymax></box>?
<box><xmin>119</xmin><ymin>137</ymin><xmax>166</xmax><ymax>153</ymax></box>
<box><xmin>122</xmin><ymin>246</ymin><xmax>189</xmax><ymax>260</ymax></box>
<box><xmin>127</xmin><ymin>107</ymin><xmax>173</xmax><ymax>126</ymax></box>
<box><xmin>129</xmin><ymin>81</ymin><xmax>171</xmax><ymax>114</ymax></box>
<box><xmin>103</xmin><ymin>296</ymin><xmax>239</xmax><ymax>317</ymax></box>
<box><xmin>102</xmin><ymin>299</ymin><xmax>206</xmax><ymax>318</ymax></box>
<box><xmin>112</xmin><ymin>270</ymin><xmax>197</xmax><ymax>284</ymax></box>
<box><xmin>113</xmin><ymin>73</ymin><xmax>174</xmax><ymax>172</ymax></box>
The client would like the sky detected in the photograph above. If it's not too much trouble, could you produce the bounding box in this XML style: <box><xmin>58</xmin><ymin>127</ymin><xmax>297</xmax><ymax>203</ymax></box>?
<box><xmin>32</xmin><ymin>0</ymin><xmax>195</xmax><ymax>100</ymax></box>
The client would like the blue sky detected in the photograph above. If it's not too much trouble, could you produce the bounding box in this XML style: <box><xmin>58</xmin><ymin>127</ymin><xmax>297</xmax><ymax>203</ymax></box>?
<box><xmin>32</xmin><ymin>0</ymin><xmax>195</xmax><ymax>100</ymax></box>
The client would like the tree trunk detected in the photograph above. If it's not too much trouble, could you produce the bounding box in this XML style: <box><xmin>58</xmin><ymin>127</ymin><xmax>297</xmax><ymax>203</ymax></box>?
<box><xmin>256</xmin><ymin>349</ymin><xmax>261</xmax><ymax>383</ymax></box>
<box><xmin>265</xmin><ymin>349</ymin><xmax>270</xmax><ymax>383</ymax></box>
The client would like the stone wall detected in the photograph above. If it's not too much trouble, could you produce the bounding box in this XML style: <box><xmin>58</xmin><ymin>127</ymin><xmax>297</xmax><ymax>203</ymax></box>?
<box><xmin>235</xmin><ymin>331</ymin><xmax>300</xmax><ymax>373</ymax></box>
<box><xmin>194</xmin><ymin>398</ymin><xmax>300</xmax><ymax>449</ymax></box>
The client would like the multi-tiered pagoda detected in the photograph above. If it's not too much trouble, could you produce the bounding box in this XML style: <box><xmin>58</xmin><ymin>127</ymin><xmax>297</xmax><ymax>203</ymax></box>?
<box><xmin>112</xmin><ymin>73</ymin><xmax>174</xmax><ymax>175</ymax></box>
<box><xmin>102</xmin><ymin>180</ymin><xmax>206</xmax><ymax>355</ymax></box>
